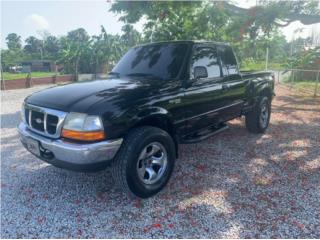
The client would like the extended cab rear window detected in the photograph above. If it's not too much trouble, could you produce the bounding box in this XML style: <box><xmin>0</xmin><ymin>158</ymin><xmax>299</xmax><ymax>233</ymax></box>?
<box><xmin>219</xmin><ymin>46</ymin><xmax>239</xmax><ymax>76</ymax></box>
<box><xmin>112</xmin><ymin>43</ymin><xmax>189</xmax><ymax>80</ymax></box>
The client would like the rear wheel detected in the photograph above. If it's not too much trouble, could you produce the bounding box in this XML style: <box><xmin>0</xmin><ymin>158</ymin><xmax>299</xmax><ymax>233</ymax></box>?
<box><xmin>111</xmin><ymin>126</ymin><xmax>176</xmax><ymax>198</ymax></box>
<box><xmin>245</xmin><ymin>96</ymin><xmax>271</xmax><ymax>133</ymax></box>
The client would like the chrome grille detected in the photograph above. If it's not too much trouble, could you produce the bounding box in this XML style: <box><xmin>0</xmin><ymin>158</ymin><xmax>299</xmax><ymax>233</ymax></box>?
<box><xmin>31</xmin><ymin>111</ymin><xmax>45</xmax><ymax>131</ymax></box>
<box><xmin>23</xmin><ymin>103</ymin><xmax>67</xmax><ymax>138</ymax></box>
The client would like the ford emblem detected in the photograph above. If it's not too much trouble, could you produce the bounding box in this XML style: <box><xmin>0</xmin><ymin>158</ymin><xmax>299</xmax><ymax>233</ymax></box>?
<box><xmin>35</xmin><ymin>118</ymin><xmax>42</xmax><ymax>124</ymax></box>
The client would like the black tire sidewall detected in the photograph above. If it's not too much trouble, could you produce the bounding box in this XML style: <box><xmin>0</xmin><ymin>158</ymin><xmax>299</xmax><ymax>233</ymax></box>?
<box><xmin>258</xmin><ymin>96</ymin><xmax>271</xmax><ymax>131</ymax></box>
<box><xmin>125</xmin><ymin>128</ymin><xmax>175</xmax><ymax>198</ymax></box>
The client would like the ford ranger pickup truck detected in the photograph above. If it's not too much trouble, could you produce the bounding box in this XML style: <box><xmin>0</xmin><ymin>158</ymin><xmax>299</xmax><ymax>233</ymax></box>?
<box><xmin>18</xmin><ymin>41</ymin><xmax>274</xmax><ymax>198</ymax></box>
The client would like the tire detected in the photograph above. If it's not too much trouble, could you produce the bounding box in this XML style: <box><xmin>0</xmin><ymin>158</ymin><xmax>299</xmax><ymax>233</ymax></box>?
<box><xmin>245</xmin><ymin>96</ymin><xmax>271</xmax><ymax>133</ymax></box>
<box><xmin>111</xmin><ymin>126</ymin><xmax>176</xmax><ymax>198</ymax></box>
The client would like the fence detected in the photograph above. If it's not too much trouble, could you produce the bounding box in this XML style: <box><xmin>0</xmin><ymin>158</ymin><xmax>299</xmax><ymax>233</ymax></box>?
<box><xmin>0</xmin><ymin>73</ymin><xmax>111</xmax><ymax>90</ymax></box>
<box><xmin>271</xmin><ymin>69</ymin><xmax>320</xmax><ymax>97</ymax></box>
<box><xmin>78</xmin><ymin>73</ymin><xmax>109</xmax><ymax>81</ymax></box>
<box><xmin>1</xmin><ymin>74</ymin><xmax>75</xmax><ymax>90</ymax></box>
<box><xmin>2</xmin><ymin>70</ymin><xmax>320</xmax><ymax>97</ymax></box>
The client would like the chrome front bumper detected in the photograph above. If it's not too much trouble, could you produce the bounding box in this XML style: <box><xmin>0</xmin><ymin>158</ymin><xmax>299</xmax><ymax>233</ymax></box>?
<box><xmin>17</xmin><ymin>122</ymin><xmax>123</xmax><ymax>171</ymax></box>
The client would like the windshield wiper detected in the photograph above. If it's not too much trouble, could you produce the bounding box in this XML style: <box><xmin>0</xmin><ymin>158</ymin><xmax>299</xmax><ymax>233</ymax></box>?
<box><xmin>125</xmin><ymin>72</ymin><xmax>163</xmax><ymax>80</ymax></box>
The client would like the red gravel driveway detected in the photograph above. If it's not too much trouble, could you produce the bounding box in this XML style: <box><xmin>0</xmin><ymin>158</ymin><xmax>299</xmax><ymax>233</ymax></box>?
<box><xmin>1</xmin><ymin>84</ymin><xmax>319</xmax><ymax>238</ymax></box>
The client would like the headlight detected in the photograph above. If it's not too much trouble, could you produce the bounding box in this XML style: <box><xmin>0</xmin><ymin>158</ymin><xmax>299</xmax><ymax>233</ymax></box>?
<box><xmin>62</xmin><ymin>113</ymin><xmax>105</xmax><ymax>141</ymax></box>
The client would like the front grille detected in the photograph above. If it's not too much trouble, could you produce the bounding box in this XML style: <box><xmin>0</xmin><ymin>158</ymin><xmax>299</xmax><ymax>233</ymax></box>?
<box><xmin>25</xmin><ymin>108</ymin><xmax>30</xmax><ymax>125</ymax></box>
<box><xmin>47</xmin><ymin>115</ymin><xmax>59</xmax><ymax>134</ymax></box>
<box><xmin>24</xmin><ymin>104</ymin><xmax>67</xmax><ymax>138</ymax></box>
<box><xmin>31</xmin><ymin>111</ymin><xmax>45</xmax><ymax>131</ymax></box>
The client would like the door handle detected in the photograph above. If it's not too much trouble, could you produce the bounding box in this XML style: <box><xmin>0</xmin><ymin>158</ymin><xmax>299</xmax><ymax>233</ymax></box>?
<box><xmin>222</xmin><ymin>84</ymin><xmax>229</xmax><ymax>91</ymax></box>
<box><xmin>169</xmin><ymin>98</ymin><xmax>181</xmax><ymax>104</ymax></box>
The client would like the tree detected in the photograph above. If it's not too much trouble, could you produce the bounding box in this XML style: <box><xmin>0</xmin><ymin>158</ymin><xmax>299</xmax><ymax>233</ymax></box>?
<box><xmin>90</xmin><ymin>26</ymin><xmax>125</xmax><ymax>75</ymax></box>
<box><xmin>2</xmin><ymin>33</ymin><xmax>24</xmax><ymax>71</ymax></box>
<box><xmin>121</xmin><ymin>24</ymin><xmax>141</xmax><ymax>49</ymax></box>
<box><xmin>24</xmin><ymin>36</ymin><xmax>44</xmax><ymax>59</ymax></box>
<box><xmin>67</xmin><ymin>28</ymin><xmax>90</xmax><ymax>42</ymax></box>
<box><xmin>110</xmin><ymin>1</ymin><xmax>197</xmax><ymax>41</ymax></box>
<box><xmin>110</xmin><ymin>1</ymin><xmax>232</xmax><ymax>42</ymax></box>
<box><xmin>58</xmin><ymin>28</ymin><xmax>91</xmax><ymax>79</ymax></box>
<box><xmin>115</xmin><ymin>1</ymin><xmax>320</xmax><ymax>69</ymax></box>
<box><xmin>221</xmin><ymin>1</ymin><xmax>320</xmax><ymax>28</ymax></box>
<box><xmin>5</xmin><ymin>33</ymin><xmax>22</xmax><ymax>50</ymax></box>
<box><xmin>1</xmin><ymin>49</ymin><xmax>25</xmax><ymax>71</ymax></box>
<box><xmin>44</xmin><ymin>35</ymin><xmax>60</xmax><ymax>59</ymax></box>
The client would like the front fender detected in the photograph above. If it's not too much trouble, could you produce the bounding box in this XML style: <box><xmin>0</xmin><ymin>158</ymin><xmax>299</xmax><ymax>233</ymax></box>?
<box><xmin>103</xmin><ymin>106</ymin><xmax>174</xmax><ymax>139</ymax></box>
<box><xmin>127</xmin><ymin>106</ymin><xmax>174</xmax><ymax>128</ymax></box>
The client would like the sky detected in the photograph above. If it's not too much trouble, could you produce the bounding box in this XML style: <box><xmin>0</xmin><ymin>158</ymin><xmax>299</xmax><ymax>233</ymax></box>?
<box><xmin>1</xmin><ymin>0</ymin><xmax>319</xmax><ymax>49</ymax></box>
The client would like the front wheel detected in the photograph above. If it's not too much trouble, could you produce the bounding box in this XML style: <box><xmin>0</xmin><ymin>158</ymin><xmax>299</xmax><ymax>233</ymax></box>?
<box><xmin>111</xmin><ymin>126</ymin><xmax>176</xmax><ymax>198</ymax></box>
<box><xmin>245</xmin><ymin>96</ymin><xmax>271</xmax><ymax>133</ymax></box>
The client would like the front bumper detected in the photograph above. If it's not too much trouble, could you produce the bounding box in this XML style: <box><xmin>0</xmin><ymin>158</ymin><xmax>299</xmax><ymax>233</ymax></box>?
<box><xmin>17</xmin><ymin>122</ymin><xmax>123</xmax><ymax>172</ymax></box>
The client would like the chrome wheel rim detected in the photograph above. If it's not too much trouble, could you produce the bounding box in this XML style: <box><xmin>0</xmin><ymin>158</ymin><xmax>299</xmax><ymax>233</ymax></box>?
<box><xmin>259</xmin><ymin>100</ymin><xmax>269</xmax><ymax>128</ymax></box>
<box><xmin>136</xmin><ymin>142</ymin><xmax>168</xmax><ymax>185</ymax></box>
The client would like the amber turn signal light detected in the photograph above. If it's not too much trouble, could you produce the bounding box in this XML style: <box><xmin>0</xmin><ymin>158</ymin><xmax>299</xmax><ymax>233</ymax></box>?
<box><xmin>62</xmin><ymin>129</ymin><xmax>105</xmax><ymax>141</ymax></box>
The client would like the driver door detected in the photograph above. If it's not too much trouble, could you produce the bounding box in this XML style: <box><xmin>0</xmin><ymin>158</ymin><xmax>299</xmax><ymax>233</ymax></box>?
<box><xmin>182</xmin><ymin>44</ymin><xmax>225</xmax><ymax>134</ymax></box>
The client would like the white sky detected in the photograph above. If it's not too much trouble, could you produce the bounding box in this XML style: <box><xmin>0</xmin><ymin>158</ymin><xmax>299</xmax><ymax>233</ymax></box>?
<box><xmin>1</xmin><ymin>0</ymin><xmax>319</xmax><ymax>49</ymax></box>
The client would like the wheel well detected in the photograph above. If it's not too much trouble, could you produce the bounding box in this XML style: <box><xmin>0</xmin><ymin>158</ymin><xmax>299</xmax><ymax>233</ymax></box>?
<box><xmin>260</xmin><ymin>88</ymin><xmax>272</xmax><ymax>99</ymax></box>
<box><xmin>133</xmin><ymin>115</ymin><xmax>179</xmax><ymax>158</ymax></box>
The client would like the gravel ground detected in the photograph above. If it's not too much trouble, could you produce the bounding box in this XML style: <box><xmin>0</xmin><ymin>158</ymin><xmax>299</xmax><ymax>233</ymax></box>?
<box><xmin>1</xmin><ymin>84</ymin><xmax>320</xmax><ymax>238</ymax></box>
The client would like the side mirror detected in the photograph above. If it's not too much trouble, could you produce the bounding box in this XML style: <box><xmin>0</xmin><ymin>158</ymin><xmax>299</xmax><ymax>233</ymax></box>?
<box><xmin>194</xmin><ymin>66</ymin><xmax>208</xmax><ymax>79</ymax></box>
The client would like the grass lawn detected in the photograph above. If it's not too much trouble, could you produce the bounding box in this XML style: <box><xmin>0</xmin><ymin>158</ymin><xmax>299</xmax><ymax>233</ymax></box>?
<box><xmin>282</xmin><ymin>79</ymin><xmax>319</xmax><ymax>94</ymax></box>
<box><xmin>2</xmin><ymin>72</ymin><xmax>57</xmax><ymax>80</ymax></box>
<box><xmin>289</xmin><ymin>81</ymin><xmax>318</xmax><ymax>90</ymax></box>
<box><xmin>240</xmin><ymin>61</ymin><xmax>283</xmax><ymax>71</ymax></box>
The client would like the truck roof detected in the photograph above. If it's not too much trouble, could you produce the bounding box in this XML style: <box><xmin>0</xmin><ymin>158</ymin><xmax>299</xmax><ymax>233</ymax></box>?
<box><xmin>136</xmin><ymin>40</ymin><xmax>231</xmax><ymax>48</ymax></box>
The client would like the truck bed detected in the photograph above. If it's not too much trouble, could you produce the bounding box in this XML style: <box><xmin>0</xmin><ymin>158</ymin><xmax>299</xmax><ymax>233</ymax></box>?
<box><xmin>240</xmin><ymin>70</ymin><xmax>273</xmax><ymax>79</ymax></box>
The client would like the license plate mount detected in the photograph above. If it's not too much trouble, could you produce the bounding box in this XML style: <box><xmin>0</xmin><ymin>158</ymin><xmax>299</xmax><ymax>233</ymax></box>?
<box><xmin>26</xmin><ymin>138</ymin><xmax>41</xmax><ymax>156</ymax></box>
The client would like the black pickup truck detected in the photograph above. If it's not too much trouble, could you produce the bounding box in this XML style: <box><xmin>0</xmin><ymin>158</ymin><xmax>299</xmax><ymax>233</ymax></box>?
<box><xmin>18</xmin><ymin>41</ymin><xmax>274</xmax><ymax>198</ymax></box>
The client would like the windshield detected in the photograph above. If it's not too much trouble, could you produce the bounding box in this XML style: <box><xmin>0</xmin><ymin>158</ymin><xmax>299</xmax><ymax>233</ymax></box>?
<box><xmin>111</xmin><ymin>43</ymin><xmax>189</xmax><ymax>80</ymax></box>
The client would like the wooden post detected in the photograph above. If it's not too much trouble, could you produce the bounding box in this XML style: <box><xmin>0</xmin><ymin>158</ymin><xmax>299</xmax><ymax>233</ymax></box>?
<box><xmin>26</xmin><ymin>72</ymin><xmax>32</xmax><ymax>88</ymax></box>
<box><xmin>314</xmin><ymin>71</ymin><xmax>320</xmax><ymax>97</ymax></box>
<box><xmin>0</xmin><ymin>66</ymin><xmax>4</xmax><ymax>90</ymax></box>
<box><xmin>53</xmin><ymin>63</ymin><xmax>58</xmax><ymax>84</ymax></box>
<box><xmin>290</xmin><ymin>70</ymin><xmax>295</xmax><ymax>88</ymax></box>
<box><xmin>52</xmin><ymin>74</ymin><xmax>57</xmax><ymax>84</ymax></box>
<box><xmin>265</xmin><ymin>46</ymin><xmax>269</xmax><ymax>71</ymax></box>
<box><xmin>0</xmin><ymin>79</ymin><xmax>4</xmax><ymax>90</ymax></box>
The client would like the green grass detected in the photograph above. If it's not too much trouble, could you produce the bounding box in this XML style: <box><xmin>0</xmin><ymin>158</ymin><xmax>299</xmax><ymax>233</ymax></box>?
<box><xmin>283</xmin><ymin>78</ymin><xmax>319</xmax><ymax>93</ymax></box>
<box><xmin>240</xmin><ymin>61</ymin><xmax>283</xmax><ymax>71</ymax></box>
<box><xmin>288</xmin><ymin>81</ymin><xmax>318</xmax><ymax>89</ymax></box>
<box><xmin>2</xmin><ymin>72</ymin><xmax>57</xmax><ymax>80</ymax></box>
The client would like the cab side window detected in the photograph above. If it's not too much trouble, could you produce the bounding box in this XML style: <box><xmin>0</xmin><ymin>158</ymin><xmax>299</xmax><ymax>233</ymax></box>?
<box><xmin>220</xmin><ymin>46</ymin><xmax>239</xmax><ymax>76</ymax></box>
<box><xmin>190</xmin><ymin>47</ymin><xmax>221</xmax><ymax>80</ymax></box>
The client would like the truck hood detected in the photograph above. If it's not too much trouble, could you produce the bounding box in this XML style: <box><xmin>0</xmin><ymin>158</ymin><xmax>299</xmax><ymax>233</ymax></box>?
<box><xmin>25</xmin><ymin>78</ymin><xmax>155</xmax><ymax>114</ymax></box>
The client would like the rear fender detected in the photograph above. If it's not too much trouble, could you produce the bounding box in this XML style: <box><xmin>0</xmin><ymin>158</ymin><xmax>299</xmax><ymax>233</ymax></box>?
<box><xmin>253</xmin><ymin>76</ymin><xmax>274</xmax><ymax>100</ymax></box>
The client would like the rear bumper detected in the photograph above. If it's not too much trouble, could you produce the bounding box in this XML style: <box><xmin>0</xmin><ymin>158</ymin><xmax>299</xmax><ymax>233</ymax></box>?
<box><xmin>17</xmin><ymin>122</ymin><xmax>123</xmax><ymax>172</ymax></box>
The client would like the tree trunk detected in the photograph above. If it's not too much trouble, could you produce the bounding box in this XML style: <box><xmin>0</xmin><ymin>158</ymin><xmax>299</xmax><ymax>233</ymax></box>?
<box><xmin>75</xmin><ymin>58</ymin><xmax>79</xmax><ymax>82</ymax></box>
<box><xmin>95</xmin><ymin>58</ymin><xmax>99</xmax><ymax>80</ymax></box>
<box><xmin>0</xmin><ymin>62</ymin><xmax>5</xmax><ymax>90</ymax></box>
